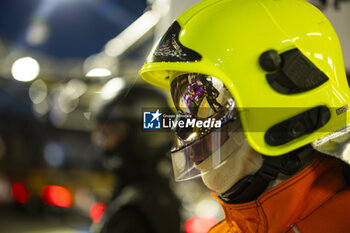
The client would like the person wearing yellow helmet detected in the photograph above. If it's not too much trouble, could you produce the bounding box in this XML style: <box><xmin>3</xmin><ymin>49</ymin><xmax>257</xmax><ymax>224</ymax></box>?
<box><xmin>139</xmin><ymin>0</ymin><xmax>350</xmax><ymax>232</ymax></box>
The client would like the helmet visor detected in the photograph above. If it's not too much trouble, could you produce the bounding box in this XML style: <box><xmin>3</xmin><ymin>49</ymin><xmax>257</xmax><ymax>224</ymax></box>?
<box><xmin>171</xmin><ymin>73</ymin><xmax>234</xmax><ymax>120</ymax></box>
<box><xmin>170</xmin><ymin>73</ymin><xmax>242</xmax><ymax>181</ymax></box>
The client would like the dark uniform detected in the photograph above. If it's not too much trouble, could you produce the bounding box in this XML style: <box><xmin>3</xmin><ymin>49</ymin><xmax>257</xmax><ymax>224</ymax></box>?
<box><xmin>91</xmin><ymin>85</ymin><xmax>181</xmax><ymax>233</ymax></box>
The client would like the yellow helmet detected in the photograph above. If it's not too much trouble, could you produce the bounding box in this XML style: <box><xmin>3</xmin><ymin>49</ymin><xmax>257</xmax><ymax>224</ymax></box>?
<box><xmin>140</xmin><ymin>0</ymin><xmax>350</xmax><ymax>160</ymax></box>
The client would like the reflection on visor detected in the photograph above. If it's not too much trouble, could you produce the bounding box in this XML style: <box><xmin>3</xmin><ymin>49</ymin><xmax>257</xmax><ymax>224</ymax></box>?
<box><xmin>171</xmin><ymin>73</ymin><xmax>233</xmax><ymax>119</ymax></box>
<box><xmin>171</xmin><ymin>119</ymin><xmax>243</xmax><ymax>181</ymax></box>
<box><xmin>171</xmin><ymin>73</ymin><xmax>236</xmax><ymax>143</ymax></box>
<box><xmin>170</xmin><ymin>73</ymin><xmax>241</xmax><ymax>181</ymax></box>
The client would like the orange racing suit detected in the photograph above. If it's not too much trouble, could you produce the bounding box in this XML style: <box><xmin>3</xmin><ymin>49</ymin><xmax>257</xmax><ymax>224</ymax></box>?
<box><xmin>209</xmin><ymin>155</ymin><xmax>350</xmax><ymax>233</ymax></box>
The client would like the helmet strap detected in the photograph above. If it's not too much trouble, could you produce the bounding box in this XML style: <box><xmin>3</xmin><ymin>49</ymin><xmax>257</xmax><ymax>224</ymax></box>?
<box><xmin>220</xmin><ymin>149</ymin><xmax>303</xmax><ymax>204</ymax></box>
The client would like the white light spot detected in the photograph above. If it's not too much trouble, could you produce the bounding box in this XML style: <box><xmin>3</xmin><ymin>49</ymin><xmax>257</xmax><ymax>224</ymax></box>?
<box><xmin>65</xmin><ymin>79</ymin><xmax>87</xmax><ymax>99</ymax></box>
<box><xmin>58</xmin><ymin>92</ymin><xmax>79</xmax><ymax>114</ymax></box>
<box><xmin>86</xmin><ymin>68</ymin><xmax>111</xmax><ymax>77</ymax></box>
<box><xmin>29</xmin><ymin>79</ymin><xmax>47</xmax><ymax>104</ymax></box>
<box><xmin>307</xmin><ymin>33</ymin><xmax>322</xmax><ymax>36</ymax></box>
<box><xmin>11</xmin><ymin>57</ymin><xmax>40</xmax><ymax>82</ymax></box>
<box><xmin>314</xmin><ymin>53</ymin><xmax>323</xmax><ymax>60</ymax></box>
<box><xmin>100</xmin><ymin>78</ymin><xmax>125</xmax><ymax>100</ymax></box>
<box><xmin>328</xmin><ymin>57</ymin><xmax>334</xmax><ymax>69</ymax></box>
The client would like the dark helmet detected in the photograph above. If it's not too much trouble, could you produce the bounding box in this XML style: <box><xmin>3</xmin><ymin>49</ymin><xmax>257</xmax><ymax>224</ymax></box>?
<box><xmin>90</xmin><ymin>81</ymin><xmax>181</xmax><ymax>233</ymax></box>
<box><xmin>91</xmin><ymin>81</ymin><xmax>173</xmax><ymax>172</ymax></box>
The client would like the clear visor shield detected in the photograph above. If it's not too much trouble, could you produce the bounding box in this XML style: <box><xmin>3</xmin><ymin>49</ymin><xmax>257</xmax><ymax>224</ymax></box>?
<box><xmin>170</xmin><ymin>73</ymin><xmax>242</xmax><ymax>181</ymax></box>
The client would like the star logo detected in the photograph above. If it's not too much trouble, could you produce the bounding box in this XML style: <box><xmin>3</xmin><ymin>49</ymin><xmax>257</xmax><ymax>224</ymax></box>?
<box><xmin>143</xmin><ymin>109</ymin><xmax>162</xmax><ymax>129</ymax></box>
<box><xmin>151</xmin><ymin>110</ymin><xmax>162</xmax><ymax>122</ymax></box>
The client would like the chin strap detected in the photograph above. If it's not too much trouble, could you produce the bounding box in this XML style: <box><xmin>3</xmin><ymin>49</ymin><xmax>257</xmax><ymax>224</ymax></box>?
<box><xmin>220</xmin><ymin>150</ymin><xmax>303</xmax><ymax>204</ymax></box>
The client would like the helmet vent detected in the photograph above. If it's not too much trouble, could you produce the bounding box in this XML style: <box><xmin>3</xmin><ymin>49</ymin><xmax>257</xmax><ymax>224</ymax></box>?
<box><xmin>262</xmin><ymin>49</ymin><xmax>329</xmax><ymax>94</ymax></box>
<box><xmin>265</xmin><ymin>105</ymin><xmax>331</xmax><ymax>146</ymax></box>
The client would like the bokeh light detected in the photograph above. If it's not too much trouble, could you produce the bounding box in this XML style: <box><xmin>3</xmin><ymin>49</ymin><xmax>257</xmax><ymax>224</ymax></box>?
<box><xmin>99</xmin><ymin>77</ymin><xmax>125</xmax><ymax>100</ymax></box>
<box><xmin>11</xmin><ymin>57</ymin><xmax>40</xmax><ymax>82</ymax></box>
<box><xmin>11</xmin><ymin>183</ymin><xmax>28</xmax><ymax>204</ymax></box>
<box><xmin>29</xmin><ymin>79</ymin><xmax>48</xmax><ymax>104</ymax></box>
<box><xmin>86</xmin><ymin>68</ymin><xmax>111</xmax><ymax>77</ymax></box>
<box><xmin>184</xmin><ymin>215</ymin><xmax>217</xmax><ymax>233</ymax></box>
<box><xmin>90</xmin><ymin>202</ymin><xmax>106</xmax><ymax>223</ymax></box>
<box><xmin>43</xmin><ymin>142</ymin><xmax>65</xmax><ymax>167</ymax></box>
<box><xmin>42</xmin><ymin>185</ymin><xmax>73</xmax><ymax>208</ymax></box>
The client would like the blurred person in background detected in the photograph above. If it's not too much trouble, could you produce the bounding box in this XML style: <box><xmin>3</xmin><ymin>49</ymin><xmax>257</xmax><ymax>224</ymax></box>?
<box><xmin>139</xmin><ymin>0</ymin><xmax>350</xmax><ymax>232</ymax></box>
<box><xmin>90</xmin><ymin>83</ymin><xmax>181</xmax><ymax>233</ymax></box>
